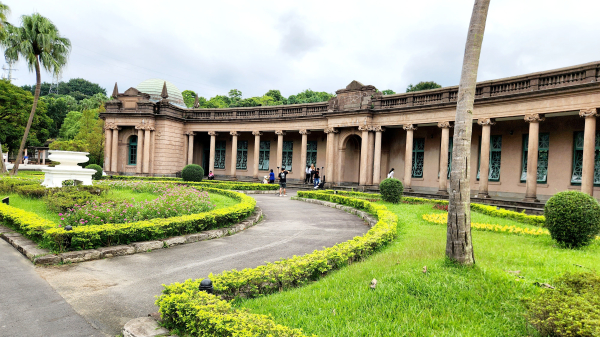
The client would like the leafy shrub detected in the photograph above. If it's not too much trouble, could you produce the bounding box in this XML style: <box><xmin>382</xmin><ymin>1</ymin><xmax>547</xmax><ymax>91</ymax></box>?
<box><xmin>433</xmin><ymin>204</ymin><xmax>448</xmax><ymax>212</ymax></box>
<box><xmin>15</xmin><ymin>184</ymin><xmax>47</xmax><ymax>198</ymax></box>
<box><xmin>182</xmin><ymin>164</ymin><xmax>204</xmax><ymax>182</ymax></box>
<box><xmin>525</xmin><ymin>272</ymin><xmax>600</xmax><ymax>337</ymax></box>
<box><xmin>44</xmin><ymin>185</ymin><xmax>108</xmax><ymax>213</ymax></box>
<box><xmin>544</xmin><ymin>191</ymin><xmax>600</xmax><ymax>247</ymax></box>
<box><xmin>157</xmin><ymin>290</ymin><xmax>311</xmax><ymax>337</ymax></box>
<box><xmin>0</xmin><ymin>177</ymin><xmax>40</xmax><ymax>194</ymax></box>
<box><xmin>85</xmin><ymin>164</ymin><xmax>103</xmax><ymax>180</ymax></box>
<box><xmin>49</xmin><ymin>139</ymin><xmax>88</xmax><ymax>152</ymax></box>
<box><xmin>379</xmin><ymin>178</ymin><xmax>403</xmax><ymax>203</ymax></box>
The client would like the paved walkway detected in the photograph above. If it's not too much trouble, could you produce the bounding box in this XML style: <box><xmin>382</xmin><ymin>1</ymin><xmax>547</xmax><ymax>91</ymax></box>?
<box><xmin>32</xmin><ymin>192</ymin><xmax>369</xmax><ymax>336</ymax></box>
<box><xmin>0</xmin><ymin>237</ymin><xmax>104</xmax><ymax>337</ymax></box>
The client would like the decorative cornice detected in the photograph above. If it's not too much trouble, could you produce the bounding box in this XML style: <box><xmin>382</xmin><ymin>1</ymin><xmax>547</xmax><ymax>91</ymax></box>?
<box><xmin>208</xmin><ymin>131</ymin><xmax>218</xmax><ymax>137</ymax></box>
<box><xmin>579</xmin><ymin>108</ymin><xmax>599</xmax><ymax>118</ymax></box>
<box><xmin>371</xmin><ymin>125</ymin><xmax>385</xmax><ymax>132</ymax></box>
<box><xmin>403</xmin><ymin>124</ymin><xmax>417</xmax><ymax>131</ymax></box>
<box><xmin>230</xmin><ymin>131</ymin><xmax>240</xmax><ymax>137</ymax></box>
<box><xmin>324</xmin><ymin>127</ymin><xmax>338</xmax><ymax>134</ymax></box>
<box><xmin>299</xmin><ymin>129</ymin><xmax>311</xmax><ymax>135</ymax></box>
<box><xmin>437</xmin><ymin>121</ymin><xmax>453</xmax><ymax>129</ymax></box>
<box><xmin>524</xmin><ymin>114</ymin><xmax>545</xmax><ymax>123</ymax></box>
<box><xmin>252</xmin><ymin>131</ymin><xmax>263</xmax><ymax>136</ymax></box>
<box><xmin>477</xmin><ymin>118</ymin><xmax>495</xmax><ymax>126</ymax></box>
<box><xmin>275</xmin><ymin>130</ymin><xmax>286</xmax><ymax>136</ymax></box>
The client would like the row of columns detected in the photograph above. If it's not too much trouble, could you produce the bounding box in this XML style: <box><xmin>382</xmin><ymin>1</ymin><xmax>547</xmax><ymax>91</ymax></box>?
<box><xmin>104</xmin><ymin>123</ymin><xmax>154</xmax><ymax>174</ymax></box>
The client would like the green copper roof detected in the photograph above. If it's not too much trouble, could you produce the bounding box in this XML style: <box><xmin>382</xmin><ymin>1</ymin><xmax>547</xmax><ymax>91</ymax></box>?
<box><xmin>136</xmin><ymin>79</ymin><xmax>186</xmax><ymax>108</ymax></box>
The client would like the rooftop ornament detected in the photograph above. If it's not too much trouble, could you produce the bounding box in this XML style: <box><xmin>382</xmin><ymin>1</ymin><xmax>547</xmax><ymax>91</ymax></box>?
<box><xmin>41</xmin><ymin>150</ymin><xmax>96</xmax><ymax>188</ymax></box>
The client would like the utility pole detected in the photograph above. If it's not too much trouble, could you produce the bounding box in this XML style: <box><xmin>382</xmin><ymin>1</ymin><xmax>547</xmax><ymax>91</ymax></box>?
<box><xmin>1</xmin><ymin>61</ymin><xmax>17</xmax><ymax>82</ymax></box>
<box><xmin>48</xmin><ymin>71</ymin><xmax>62</xmax><ymax>94</ymax></box>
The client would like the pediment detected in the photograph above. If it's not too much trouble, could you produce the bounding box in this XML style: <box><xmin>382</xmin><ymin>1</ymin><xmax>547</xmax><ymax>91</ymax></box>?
<box><xmin>346</xmin><ymin>80</ymin><xmax>365</xmax><ymax>90</ymax></box>
<box><xmin>123</xmin><ymin>87</ymin><xmax>142</xmax><ymax>96</ymax></box>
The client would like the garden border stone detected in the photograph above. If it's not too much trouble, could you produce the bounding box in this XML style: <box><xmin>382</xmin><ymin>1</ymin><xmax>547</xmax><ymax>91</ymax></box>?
<box><xmin>0</xmin><ymin>206</ymin><xmax>263</xmax><ymax>265</ymax></box>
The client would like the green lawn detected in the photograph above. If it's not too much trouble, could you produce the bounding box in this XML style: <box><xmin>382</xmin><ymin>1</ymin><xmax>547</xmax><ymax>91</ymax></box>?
<box><xmin>238</xmin><ymin>202</ymin><xmax>600</xmax><ymax>337</ymax></box>
<box><xmin>3</xmin><ymin>190</ymin><xmax>239</xmax><ymax>223</ymax></box>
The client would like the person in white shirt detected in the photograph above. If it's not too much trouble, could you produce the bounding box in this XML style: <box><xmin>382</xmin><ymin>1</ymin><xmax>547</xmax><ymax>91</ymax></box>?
<box><xmin>305</xmin><ymin>166</ymin><xmax>311</xmax><ymax>184</ymax></box>
<box><xmin>387</xmin><ymin>168</ymin><xmax>395</xmax><ymax>179</ymax></box>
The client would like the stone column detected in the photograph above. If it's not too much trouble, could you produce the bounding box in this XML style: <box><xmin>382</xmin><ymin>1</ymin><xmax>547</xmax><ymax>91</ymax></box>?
<box><xmin>42</xmin><ymin>150</ymin><xmax>46</xmax><ymax>165</ymax></box>
<box><xmin>230</xmin><ymin>131</ymin><xmax>239</xmax><ymax>179</ymax></box>
<box><xmin>300</xmin><ymin>130</ymin><xmax>310</xmax><ymax>178</ymax></box>
<box><xmin>143</xmin><ymin>128</ymin><xmax>151</xmax><ymax>174</ymax></box>
<box><xmin>252</xmin><ymin>131</ymin><xmax>262</xmax><ymax>179</ymax></box>
<box><xmin>187</xmin><ymin>132</ymin><xmax>195</xmax><ymax>165</ymax></box>
<box><xmin>111</xmin><ymin>127</ymin><xmax>120</xmax><ymax>173</ymax></box>
<box><xmin>580</xmin><ymin>108</ymin><xmax>598</xmax><ymax>195</ymax></box>
<box><xmin>438</xmin><ymin>122</ymin><xmax>452</xmax><ymax>194</ymax></box>
<box><xmin>366</xmin><ymin>127</ymin><xmax>375</xmax><ymax>185</ymax></box>
<box><xmin>372</xmin><ymin>126</ymin><xmax>384</xmax><ymax>185</ymax></box>
<box><xmin>104</xmin><ymin>127</ymin><xmax>112</xmax><ymax>172</ymax></box>
<box><xmin>359</xmin><ymin>126</ymin><xmax>370</xmax><ymax>185</ymax></box>
<box><xmin>524</xmin><ymin>114</ymin><xmax>545</xmax><ymax>202</ymax></box>
<box><xmin>208</xmin><ymin>131</ymin><xmax>218</xmax><ymax>174</ymax></box>
<box><xmin>324</xmin><ymin>128</ymin><xmax>337</xmax><ymax>184</ymax></box>
<box><xmin>276</xmin><ymin>130</ymin><xmax>285</xmax><ymax>169</ymax></box>
<box><xmin>403</xmin><ymin>124</ymin><xmax>417</xmax><ymax>191</ymax></box>
<box><xmin>477</xmin><ymin>118</ymin><xmax>495</xmax><ymax>198</ymax></box>
<box><xmin>136</xmin><ymin>128</ymin><xmax>144</xmax><ymax>174</ymax></box>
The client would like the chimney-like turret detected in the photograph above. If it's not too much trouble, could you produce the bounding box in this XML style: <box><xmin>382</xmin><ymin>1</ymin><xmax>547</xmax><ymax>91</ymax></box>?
<box><xmin>161</xmin><ymin>81</ymin><xmax>169</xmax><ymax>99</ymax></box>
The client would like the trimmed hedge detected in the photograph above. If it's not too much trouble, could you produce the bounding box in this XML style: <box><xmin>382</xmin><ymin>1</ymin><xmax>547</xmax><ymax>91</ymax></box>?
<box><xmin>157</xmin><ymin>190</ymin><xmax>398</xmax><ymax>336</ymax></box>
<box><xmin>182</xmin><ymin>164</ymin><xmax>204</xmax><ymax>182</ymax></box>
<box><xmin>85</xmin><ymin>164</ymin><xmax>103</xmax><ymax>180</ymax></box>
<box><xmin>545</xmin><ymin>191</ymin><xmax>600</xmax><ymax>247</ymax></box>
<box><xmin>0</xmin><ymin>177</ymin><xmax>41</xmax><ymax>194</ymax></box>
<box><xmin>0</xmin><ymin>187</ymin><xmax>255</xmax><ymax>252</ymax></box>
<box><xmin>318</xmin><ymin>190</ymin><xmax>545</xmax><ymax>227</ymax></box>
<box><xmin>157</xmin><ymin>290</ymin><xmax>312</xmax><ymax>337</ymax></box>
<box><xmin>103</xmin><ymin>176</ymin><xmax>278</xmax><ymax>191</ymax></box>
<box><xmin>379</xmin><ymin>178</ymin><xmax>403</xmax><ymax>203</ymax></box>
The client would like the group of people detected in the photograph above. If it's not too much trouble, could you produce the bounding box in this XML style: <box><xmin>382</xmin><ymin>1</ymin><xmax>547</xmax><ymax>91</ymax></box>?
<box><xmin>305</xmin><ymin>164</ymin><xmax>321</xmax><ymax>189</ymax></box>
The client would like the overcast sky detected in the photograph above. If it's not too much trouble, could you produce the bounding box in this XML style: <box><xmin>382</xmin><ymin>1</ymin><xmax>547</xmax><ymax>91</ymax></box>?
<box><xmin>4</xmin><ymin>0</ymin><xmax>600</xmax><ymax>98</ymax></box>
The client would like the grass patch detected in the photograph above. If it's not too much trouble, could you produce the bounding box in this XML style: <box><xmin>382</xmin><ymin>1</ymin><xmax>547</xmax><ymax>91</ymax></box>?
<box><xmin>238</xmin><ymin>202</ymin><xmax>599</xmax><ymax>336</ymax></box>
<box><xmin>3</xmin><ymin>194</ymin><xmax>62</xmax><ymax>223</ymax></box>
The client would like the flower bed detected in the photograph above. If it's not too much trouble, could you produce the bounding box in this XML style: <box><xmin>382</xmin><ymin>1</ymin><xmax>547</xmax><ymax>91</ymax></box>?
<box><xmin>0</xmin><ymin>185</ymin><xmax>255</xmax><ymax>252</ymax></box>
<box><xmin>156</xmin><ymin>190</ymin><xmax>398</xmax><ymax>336</ymax></box>
<box><xmin>60</xmin><ymin>183</ymin><xmax>214</xmax><ymax>227</ymax></box>
<box><xmin>104</xmin><ymin>175</ymin><xmax>279</xmax><ymax>190</ymax></box>
<box><xmin>422</xmin><ymin>213</ymin><xmax>550</xmax><ymax>237</ymax></box>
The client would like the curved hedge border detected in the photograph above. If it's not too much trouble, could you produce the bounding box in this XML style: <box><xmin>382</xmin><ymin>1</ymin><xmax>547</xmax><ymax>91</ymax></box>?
<box><xmin>320</xmin><ymin>190</ymin><xmax>545</xmax><ymax>227</ymax></box>
<box><xmin>105</xmin><ymin>177</ymin><xmax>279</xmax><ymax>191</ymax></box>
<box><xmin>0</xmin><ymin>187</ymin><xmax>256</xmax><ymax>252</ymax></box>
<box><xmin>156</xmin><ymin>190</ymin><xmax>398</xmax><ymax>336</ymax></box>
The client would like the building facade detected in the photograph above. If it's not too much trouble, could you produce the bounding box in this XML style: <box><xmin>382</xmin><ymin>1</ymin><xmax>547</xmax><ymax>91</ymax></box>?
<box><xmin>101</xmin><ymin>61</ymin><xmax>600</xmax><ymax>201</ymax></box>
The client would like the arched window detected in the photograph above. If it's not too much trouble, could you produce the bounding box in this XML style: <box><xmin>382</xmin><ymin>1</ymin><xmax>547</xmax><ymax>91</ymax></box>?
<box><xmin>128</xmin><ymin>136</ymin><xmax>138</xmax><ymax>165</ymax></box>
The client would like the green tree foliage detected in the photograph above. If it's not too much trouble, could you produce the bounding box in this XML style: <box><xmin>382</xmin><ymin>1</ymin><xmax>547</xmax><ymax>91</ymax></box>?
<box><xmin>182</xmin><ymin>90</ymin><xmax>197</xmax><ymax>108</ymax></box>
<box><xmin>74</xmin><ymin>107</ymin><xmax>104</xmax><ymax>165</ymax></box>
<box><xmin>381</xmin><ymin>89</ymin><xmax>396</xmax><ymax>95</ymax></box>
<box><xmin>42</xmin><ymin>94</ymin><xmax>77</xmax><ymax>138</ymax></box>
<box><xmin>0</xmin><ymin>1</ymin><xmax>10</xmax><ymax>41</ymax></box>
<box><xmin>0</xmin><ymin>79</ymin><xmax>51</xmax><ymax>153</ymax></box>
<box><xmin>59</xmin><ymin>111</ymin><xmax>82</xmax><ymax>140</ymax></box>
<box><xmin>406</xmin><ymin>81</ymin><xmax>442</xmax><ymax>92</ymax></box>
<box><xmin>183</xmin><ymin>88</ymin><xmax>334</xmax><ymax>109</ymax></box>
<box><xmin>21</xmin><ymin>78</ymin><xmax>106</xmax><ymax>101</ymax></box>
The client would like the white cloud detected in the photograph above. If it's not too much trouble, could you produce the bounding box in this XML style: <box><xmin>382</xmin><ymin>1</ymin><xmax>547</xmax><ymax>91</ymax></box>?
<box><xmin>3</xmin><ymin>0</ymin><xmax>600</xmax><ymax>99</ymax></box>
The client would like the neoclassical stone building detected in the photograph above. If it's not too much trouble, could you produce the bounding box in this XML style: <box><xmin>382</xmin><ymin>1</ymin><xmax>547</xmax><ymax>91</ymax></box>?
<box><xmin>101</xmin><ymin>61</ymin><xmax>600</xmax><ymax>201</ymax></box>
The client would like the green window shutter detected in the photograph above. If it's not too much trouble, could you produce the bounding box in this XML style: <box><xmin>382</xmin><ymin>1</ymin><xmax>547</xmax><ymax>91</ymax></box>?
<box><xmin>128</xmin><ymin>136</ymin><xmax>137</xmax><ymax>165</ymax></box>
<box><xmin>412</xmin><ymin>138</ymin><xmax>425</xmax><ymax>178</ymax></box>
<box><xmin>215</xmin><ymin>140</ymin><xmax>226</xmax><ymax>169</ymax></box>
<box><xmin>521</xmin><ymin>133</ymin><xmax>549</xmax><ymax>183</ymax></box>
<box><xmin>447</xmin><ymin>138</ymin><xmax>453</xmax><ymax>179</ymax></box>
<box><xmin>306</xmin><ymin>141</ymin><xmax>317</xmax><ymax>168</ymax></box>
<box><xmin>282</xmin><ymin>141</ymin><xmax>293</xmax><ymax>170</ymax></box>
<box><xmin>258</xmin><ymin>141</ymin><xmax>270</xmax><ymax>170</ymax></box>
<box><xmin>572</xmin><ymin>131</ymin><xmax>600</xmax><ymax>185</ymax></box>
<box><xmin>236</xmin><ymin>141</ymin><xmax>248</xmax><ymax>169</ymax></box>
<box><xmin>489</xmin><ymin>135</ymin><xmax>502</xmax><ymax>181</ymax></box>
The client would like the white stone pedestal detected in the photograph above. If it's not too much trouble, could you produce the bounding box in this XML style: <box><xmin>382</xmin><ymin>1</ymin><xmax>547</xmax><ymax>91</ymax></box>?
<box><xmin>41</xmin><ymin>150</ymin><xmax>96</xmax><ymax>188</ymax></box>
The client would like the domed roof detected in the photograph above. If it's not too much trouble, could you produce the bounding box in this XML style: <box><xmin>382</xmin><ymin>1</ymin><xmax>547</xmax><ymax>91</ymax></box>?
<box><xmin>136</xmin><ymin>79</ymin><xmax>186</xmax><ymax>108</ymax></box>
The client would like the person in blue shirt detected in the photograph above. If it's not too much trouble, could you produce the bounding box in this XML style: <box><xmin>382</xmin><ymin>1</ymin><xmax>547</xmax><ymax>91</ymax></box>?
<box><xmin>269</xmin><ymin>169</ymin><xmax>275</xmax><ymax>184</ymax></box>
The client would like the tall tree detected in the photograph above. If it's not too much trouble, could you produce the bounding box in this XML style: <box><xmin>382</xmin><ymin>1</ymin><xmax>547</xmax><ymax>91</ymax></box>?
<box><xmin>0</xmin><ymin>1</ymin><xmax>9</xmax><ymax>43</ymax></box>
<box><xmin>406</xmin><ymin>81</ymin><xmax>442</xmax><ymax>92</ymax></box>
<box><xmin>2</xmin><ymin>13</ymin><xmax>71</xmax><ymax>175</ymax></box>
<box><xmin>446</xmin><ymin>0</ymin><xmax>490</xmax><ymax>265</ymax></box>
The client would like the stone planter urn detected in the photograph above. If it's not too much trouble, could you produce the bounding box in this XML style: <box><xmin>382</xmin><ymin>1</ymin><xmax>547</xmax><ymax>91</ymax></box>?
<box><xmin>41</xmin><ymin>150</ymin><xmax>96</xmax><ymax>188</ymax></box>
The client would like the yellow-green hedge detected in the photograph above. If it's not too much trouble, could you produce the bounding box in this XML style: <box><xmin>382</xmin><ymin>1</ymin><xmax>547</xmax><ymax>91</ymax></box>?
<box><xmin>104</xmin><ymin>176</ymin><xmax>279</xmax><ymax>191</ymax></box>
<box><xmin>156</xmin><ymin>190</ymin><xmax>398</xmax><ymax>336</ymax></box>
<box><xmin>318</xmin><ymin>190</ymin><xmax>545</xmax><ymax>227</ymax></box>
<box><xmin>0</xmin><ymin>187</ymin><xmax>255</xmax><ymax>252</ymax></box>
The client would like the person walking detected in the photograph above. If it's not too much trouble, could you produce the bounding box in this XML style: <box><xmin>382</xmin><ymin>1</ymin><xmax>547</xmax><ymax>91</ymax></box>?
<box><xmin>387</xmin><ymin>168</ymin><xmax>395</xmax><ymax>179</ymax></box>
<box><xmin>278</xmin><ymin>167</ymin><xmax>289</xmax><ymax>196</ymax></box>
<box><xmin>313</xmin><ymin>168</ymin><xmax>320</xmax><ymax>189</ymax></box>
<box><xmin>310</xmin><ymin>164</ymin><xmax>315</xmax><ymax>183</ymax></box>
<box><xmin>305</xmin><ymin>165</ymin><xmax>311</xmax><ymax>184</ymax></box>
<box><xmin>269</xmin><ymin>169</ymin><xmax>275</xmax><ymax>184</ymax></box>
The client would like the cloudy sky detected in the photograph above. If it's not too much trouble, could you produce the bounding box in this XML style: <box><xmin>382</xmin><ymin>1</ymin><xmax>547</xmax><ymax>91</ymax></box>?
<box><xmin>4</xmin><ymin>0</ymin><xmax>600</xmax><ymax>98</ymax></box>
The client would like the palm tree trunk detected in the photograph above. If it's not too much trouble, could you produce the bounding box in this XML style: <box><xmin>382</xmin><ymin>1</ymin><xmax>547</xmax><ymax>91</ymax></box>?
<box><xmin>10</xmin><ymin>56</ymin><xmax>41</xmax><ymax>175</ymax></box>
<box><xmin>446</xmin><ymin>0</ymin><xmax>490</xmax><ymax>265</ymax></box>
<box><xmin>0</xmin><ymin>141</ymin><xmax>6</xmax><ymax>174</ymax></box>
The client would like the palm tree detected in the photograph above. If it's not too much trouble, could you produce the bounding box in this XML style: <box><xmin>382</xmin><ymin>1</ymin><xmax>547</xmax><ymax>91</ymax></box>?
<box><xmin>1</xmin><ymin>13</ymin><xmax>71</xmax><ymax>175</ymax></box>
<box><xmin>0</xmin><ymin>1</ymin><xmax>10</xmax><ymax>174</ymax></box>
<box><xmin>446</xmin><ymin>0</ymin><xmax>491</xmax><ymax>265</ymax></box>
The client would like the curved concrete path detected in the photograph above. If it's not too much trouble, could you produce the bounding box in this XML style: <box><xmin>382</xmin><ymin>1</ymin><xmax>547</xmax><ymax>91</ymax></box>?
<box><xmin>33</xmin><ymin>192</ymin><xmax>369</xmax><ymax>336</ymax></box>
